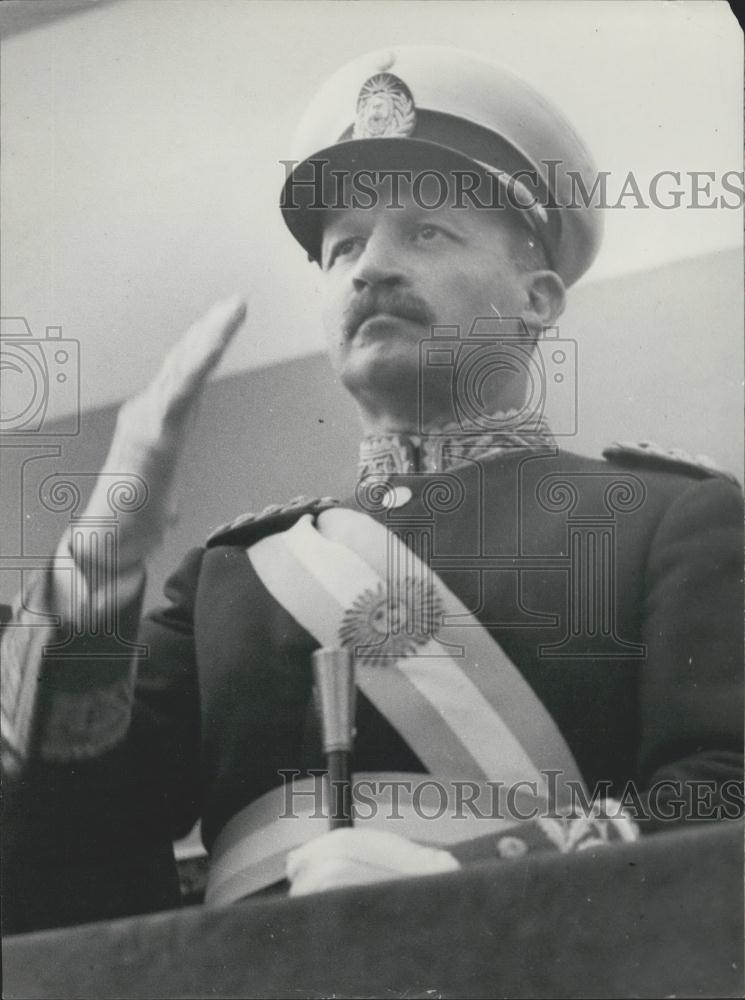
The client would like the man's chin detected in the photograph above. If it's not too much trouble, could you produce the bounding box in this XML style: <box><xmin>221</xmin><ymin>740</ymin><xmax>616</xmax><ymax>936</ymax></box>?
<box><xmin>339</xmin><ymin>345</ymin><xmax>421</xmax><ymax>398</ymax></box>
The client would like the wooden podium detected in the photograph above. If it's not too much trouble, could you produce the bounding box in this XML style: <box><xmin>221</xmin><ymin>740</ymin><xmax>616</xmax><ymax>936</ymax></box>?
<box><xmin>3</xmin><ymin>821</ymin><xmax>742</xmax><ymax>999</ymax></box>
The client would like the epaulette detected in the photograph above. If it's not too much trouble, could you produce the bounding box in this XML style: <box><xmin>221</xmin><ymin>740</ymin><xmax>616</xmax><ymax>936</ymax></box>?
<box><xmin>206</xmin><ymin>495</ymin><xmax>341</xmax><ymax>548</ymax></box>
<box><xmin>602</xmin><ymin>441</ymin><xmax>739</xmax><ymax>486</ymax></box>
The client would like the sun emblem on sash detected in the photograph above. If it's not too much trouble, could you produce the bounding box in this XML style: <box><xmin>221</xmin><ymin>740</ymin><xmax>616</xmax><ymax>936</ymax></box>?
<box><xmin>339</xmin><ymin>577</ymin><xmax>442</xmax><ymax>666</ymax></box>
<box><xmin>353</xmin><ymin>73</ymin><xmax>416</xmax><ymax>140</ymax></box>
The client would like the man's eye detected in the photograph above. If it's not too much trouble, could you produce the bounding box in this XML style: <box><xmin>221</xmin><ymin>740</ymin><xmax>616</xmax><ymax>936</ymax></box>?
<box><xmin>328</xmin><ymin>236</ymin><xmax>364</xmax><ymax>266</ymax></box>
<box><xmin>414</xmin><ymin>225</ymin><xmax>448</xmax><ymax>243</ymax></box>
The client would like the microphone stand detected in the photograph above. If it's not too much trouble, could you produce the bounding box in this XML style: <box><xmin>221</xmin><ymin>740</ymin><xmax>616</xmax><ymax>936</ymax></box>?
<box><xmin>312</xmin><ymin>648</ymin><xmax>356</xmax><ymax>829</ymax></box>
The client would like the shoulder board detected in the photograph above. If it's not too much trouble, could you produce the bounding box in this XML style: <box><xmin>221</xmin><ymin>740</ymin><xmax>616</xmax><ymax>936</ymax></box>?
<box><xmin>206</xmin><ymin>495</ymin><xmax>341</xmax><ymax>548</ymax></box>
<box><xmin>602</xmin><ymin>441</ymin><xmax>739</xmax><ymax>486</ymax></box>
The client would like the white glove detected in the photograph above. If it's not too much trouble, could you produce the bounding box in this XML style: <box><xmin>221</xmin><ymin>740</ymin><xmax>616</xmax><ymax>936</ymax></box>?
<box><xmin>286</xmin><ymin>828</ymin><xmax>460</xmax><ymax>897</ymax></box>
<box><xmin>69</xmin><ymin>295</ymin><xmax>247</xmax><ymax>576</ymax></box>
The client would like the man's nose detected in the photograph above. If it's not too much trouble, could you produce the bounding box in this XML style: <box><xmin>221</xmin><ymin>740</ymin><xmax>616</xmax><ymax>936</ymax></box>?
<box><xmin>351</xmin><ymin>231</ymin><xmax>406</xmax><ymax>292</ymax></box>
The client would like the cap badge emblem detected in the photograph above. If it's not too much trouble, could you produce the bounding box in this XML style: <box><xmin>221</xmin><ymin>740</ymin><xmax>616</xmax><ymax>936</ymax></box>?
<box><xmin>353</xmin><ymin>73</ymin><xmax>416</xmax><ymax>140</ymax></box>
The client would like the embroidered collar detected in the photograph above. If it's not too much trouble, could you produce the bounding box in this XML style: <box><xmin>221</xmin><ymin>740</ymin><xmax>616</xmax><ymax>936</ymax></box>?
<box><xmin>358</xmin><ymin>414</ymin><xmax>556</xmax><ymax>478</ymax></box>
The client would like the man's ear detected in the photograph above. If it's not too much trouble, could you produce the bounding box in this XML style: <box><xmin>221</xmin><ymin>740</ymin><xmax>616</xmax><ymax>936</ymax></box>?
<box><xmin>523</xmin><ymin>270</ymin><xmax>566</xmax><ymax>330</ymax></box>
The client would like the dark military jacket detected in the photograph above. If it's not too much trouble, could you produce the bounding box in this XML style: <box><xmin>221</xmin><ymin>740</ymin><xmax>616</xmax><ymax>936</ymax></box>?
<box><xmin>4</xmin><ymin>445</ymin><xmax>743</xmax><ymax>930</ymax></box>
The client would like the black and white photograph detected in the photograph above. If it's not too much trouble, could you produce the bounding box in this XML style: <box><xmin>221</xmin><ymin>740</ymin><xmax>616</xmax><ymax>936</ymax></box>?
<box><xmin>1</xmin><ymin>1</ymin><xmax>743</xmax><ymax>996</ymax></box>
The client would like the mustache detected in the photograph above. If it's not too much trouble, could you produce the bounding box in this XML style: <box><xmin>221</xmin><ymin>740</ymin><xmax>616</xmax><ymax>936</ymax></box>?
<box><xmin>343</xmin><ymin>288</ymin><xmax>434</xmax><ymax>338</ymax></box>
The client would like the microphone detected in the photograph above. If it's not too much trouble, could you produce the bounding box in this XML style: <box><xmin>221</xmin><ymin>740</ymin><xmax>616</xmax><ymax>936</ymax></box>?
<box><xmin>312</xmin><ymin>647</ymin><xmax>356</xmax><ymax>829</ymax></box>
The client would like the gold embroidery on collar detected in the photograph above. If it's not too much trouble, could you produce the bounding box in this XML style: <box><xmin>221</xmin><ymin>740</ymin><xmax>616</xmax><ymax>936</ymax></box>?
<box><xmin>358</xmin><ymin>414</ymin><xmax>555</xmax><ymax>478</ymax></box>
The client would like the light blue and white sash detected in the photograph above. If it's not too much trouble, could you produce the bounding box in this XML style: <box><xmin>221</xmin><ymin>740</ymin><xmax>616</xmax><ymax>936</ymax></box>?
<box><xmin>249</xmin><ymin>507</ymin><xmax>582</xmax><ymax>796</ymax></box>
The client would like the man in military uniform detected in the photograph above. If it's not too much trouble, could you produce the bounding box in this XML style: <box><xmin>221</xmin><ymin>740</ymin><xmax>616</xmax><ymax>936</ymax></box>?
<box><xmin>2</xmin><ymin>47</ymin><xmax>742</xmax><ymax>927</ymax></box>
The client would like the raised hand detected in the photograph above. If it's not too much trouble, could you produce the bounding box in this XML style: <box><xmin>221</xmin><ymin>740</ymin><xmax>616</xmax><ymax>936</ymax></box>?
<box><xmin>74</xmin><ymin>295</ymin><xmax>247</xmax><ymax>571</ymax></box>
